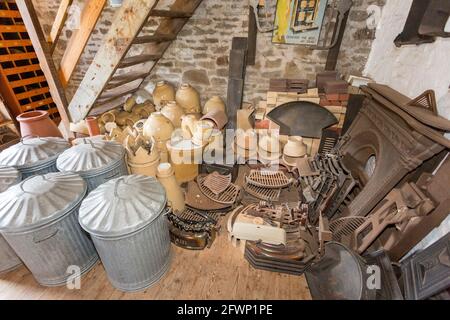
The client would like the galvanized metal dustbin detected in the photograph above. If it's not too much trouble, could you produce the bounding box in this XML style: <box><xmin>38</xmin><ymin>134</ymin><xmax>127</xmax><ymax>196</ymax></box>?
<box><xmin>0</xmin><ymin>166</ymin><xmax>22</xmax><ymax>274</ymax></box>
<box><xmin>0</xmin><ymin>172</ymin><xmax>99</xmax><ymax>286</ymax></box>
<box><xmin>79</xmin><ymin>175</ymin><xmax>171</xmax><ymax>292</ymax></box>
<box><xmin>0</xmin><ymin>137</ymin><xmax>70</xmax><ymax>179</ymax></box>
<box><xmin>56</xmin><ymin>139</ymin><xmax>128</xmax><ymax>193</ymax></box>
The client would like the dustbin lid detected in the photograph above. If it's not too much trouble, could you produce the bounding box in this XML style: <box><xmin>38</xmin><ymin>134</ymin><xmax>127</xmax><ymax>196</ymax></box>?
<box><xmin>57</xmin><ymin>140</ymin><xmax>125</xmax><ymax>173</ymax></box>
<box><xmin>79</xmin><ymin>175</ymin><xmax>166</xmax><ymax>238</ymax></box>
<box><xmin>0</xmin><ymin>166</ymin><xmax>21</xmax><ymax>193</ymax></box>
<box><xmin>0</xmin><ymin>137</ymin><xmax>70</xmax><ymax>168</ymax></box>
<box><xmin>0</xmin><ymin>172</ymin><xmax>86</xmax><ymax>233</ymax></box>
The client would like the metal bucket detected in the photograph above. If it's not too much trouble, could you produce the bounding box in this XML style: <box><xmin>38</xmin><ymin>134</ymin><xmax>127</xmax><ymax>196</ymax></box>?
<box><xmin>57</xmin><ymin>140</ymin><xmax>128</xmax><ymax>193</ymax></box>
<box><xmin>79</xmin><ymin>175</ymin><xmax>171</xmax><ymax>292</ymax></box>
<box><xmin>0</xmin><ymin>137</ymin><xmax>70</xmax><ymax>179</ymax></box>
<box><xmin>0</xmin><ymin>173</ymin><xmax>98</xmax><ymax>286</ymax></box>
<box><xmin>0</xmin><ymin>166</ymin><xmax>22</xmax><ymax>274</ymax></box>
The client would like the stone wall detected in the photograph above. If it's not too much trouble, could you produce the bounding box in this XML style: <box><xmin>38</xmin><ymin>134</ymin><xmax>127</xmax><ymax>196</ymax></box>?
<box><xmin>32</xmin><ymin>0</ymin><xmax>385</xmax><ymax>106</ymax></box>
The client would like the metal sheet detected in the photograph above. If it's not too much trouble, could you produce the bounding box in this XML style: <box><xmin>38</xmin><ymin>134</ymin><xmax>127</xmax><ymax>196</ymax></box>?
<box><xmin>266</xmin><ymin>101</ymin><xmax>338</xmax><ymax>138</ymax></box>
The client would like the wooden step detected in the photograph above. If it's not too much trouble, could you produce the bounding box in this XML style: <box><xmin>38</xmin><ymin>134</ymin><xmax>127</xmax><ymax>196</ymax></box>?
<box><xmin>16</xmin><ymin>87</ymin><xmax>50</xmax><ymax>100</ymax></box>
<box><xmin>10</xmin><ymin>75</ymin><xmax>46</xmax><ymax>88</ymax></box>
<box><xmin>0</xmin><ymin>52</ymin><xmax>37</xmax><ymax>62</ymax></box>
<box><xmin>20</xmin><ymin>97</ymin><xmax>54</xmax><ymax>111</ymax></box>
<box><xmin>3</xmin><ymin>64</ymin><xmax>41</xmax><ymax>75</ymax></box>
<box><xmin>0</xmin><ymin>10</ymin><xmax>21</xmax><ymax>18</ymax></box>
<box><xmin>118</xmin><ymin>54</ymin><xmax>161</xmax><ymax>68</ymax></box>
<box><xmin>132</xmin><ymin>33</ymin><xmax>176</xmax><ymax>44</ymax></box>
<box><xmin>150</xmin><ymin>9</ymin><xmax>192</xmax><ymax>18</ymax></box>
<box><xmin>0</xmin><ymin>39</ymin><xmax>32</xmax><ymax>48</ymax></box>
<box><xmin>0</xmin><ymin>25</ymin><xmax>27</xmax><ymax>32</ymax></box>
<box><xmin>105</xmin><ymin>71</ymin><xmax>149</xmax><ymax>90</ymax></box>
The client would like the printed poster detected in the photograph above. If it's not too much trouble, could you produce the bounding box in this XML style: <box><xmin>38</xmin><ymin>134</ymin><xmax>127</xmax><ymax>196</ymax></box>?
<box><xmin>272</xmin><ymin>0</ymin><xmax>328</xmax><ymax>45</ymax></box>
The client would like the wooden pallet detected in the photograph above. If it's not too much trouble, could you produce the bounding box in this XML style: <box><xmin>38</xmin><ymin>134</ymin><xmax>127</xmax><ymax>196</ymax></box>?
<box><xmin>67</xmin><ymin>0</ymin><xmax>204</xmax><ymax>122</ymax></box>
<box><xmin>0</xmin><ymin>0</ymin><xmax>60</xmax><ymax>123</ymax></box>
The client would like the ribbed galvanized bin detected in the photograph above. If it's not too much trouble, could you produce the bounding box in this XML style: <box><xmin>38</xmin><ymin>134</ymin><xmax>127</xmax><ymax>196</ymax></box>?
<box><xmin>0</xmin><ymin>137</ymin><xmax>70</xmax><ymax>179</ymax></box>
<box><xmin>79</xmin><ymin>175</ymin><xmax>171</xmax><ymax>292</ymax></box>
<box><xmin>0</xmin><ymin>166</ymin><xmax>22</xmax><ymax>274</ymax></box>
<box><xmin>56</xmin><ymin>140</ymin><xmax>128</xmax><ymax>193</ymax></box>
<box><xmin>0</xmin><ymin>172</ymin><xmax>98</xmax><ymax>286</ymax></box>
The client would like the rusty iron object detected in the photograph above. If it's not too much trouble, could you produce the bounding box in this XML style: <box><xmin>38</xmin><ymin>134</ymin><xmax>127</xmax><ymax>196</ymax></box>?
<box><xmin>202</xmin><ymin>171</ymin><xmax>232</xmax><ymax>195</ymax></box>
<box><xmin>197</xmin><ymin>174</ymin><xmax>241</xmax><ymax>205</ymax></box>
<box><xmin>245</xmin><ymin>170</ymin><xmax>293</xmax><ymax>189</ymax></box>
<box><xmin>167</xmin><ymin>207</ymin><xmax>220</xmax><ymax>250</ymax></box>
<box><xmin>351</xmin><ymin>182</ymin><xmax>435</xmax><ymax>255</ymax></box>
<box><xmin>401</xmin><ymin>232</ymin><xmax>450</xmax><ymax>300</ymax></box>
<box><xmin>243</xmin><ymin>182</ymin><xmax>281</xmax><ymax>202</ymax></box>
<box><xmin>323</xmin><ymin>80</ymin><xmax>349</xmax><ymax>94</ymax></box>
<box><xmin>418</xmin><ymin>0</ymin><xmax>450</xmax><ymax>38</ymax></box>
<box><xmin>379</xmin><ymin>153</ymin><xmax>450</xmax><ymax>261</ymax></box>
<box><xmin>269</xmin><ymin>78</ymin><xmax>309</xmax><ymax>93</ymax></box>
<box><xmin>394</xmin><ymin>0</ymin><xmax>435</xmax><ymax>47</ymax></box>
<box><xmin>266</xmin><ymin>101</ymin><xmax>338</xmax><ymax>138</ymax></box>
<box><xmin>335</xmin><ymin>84</ymin><xmax>446</xmax><ymax>219</ymax></box>
<box><xmin>329</xmin><ymin>216</ymin><xmax>367</xmax><ymax>246</ymax></box>
<box><xmin>185</xmin><ymin>181</ymin><xmax>232</xmax><ymax>211</ymax></box>
<box><xmin>316</xmin><ymin>71</ymin><xmax>340</xmax><ymax>94</ymax></box>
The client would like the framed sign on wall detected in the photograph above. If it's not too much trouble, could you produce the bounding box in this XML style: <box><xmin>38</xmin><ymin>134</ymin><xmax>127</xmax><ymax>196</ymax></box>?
<box><xmin>272</xmin><ymin>0</ymin><xmax>328</xmax><ymax>45</ymax></box>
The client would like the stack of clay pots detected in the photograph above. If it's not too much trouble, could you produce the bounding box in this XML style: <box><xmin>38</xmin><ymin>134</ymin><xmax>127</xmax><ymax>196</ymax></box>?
<box><xmin>282</xmin><ymin>136</ymin><xmax>307</xmax><ymax>166</ymax></box>
<box><xmin>258</xmin><ymin>134</ymin><xmax>282</xmax><ymax>165</ymax></box>
<box><xmin>234</xmin><ymin>130</ymin><xmax>258</xmax><ymax>163</ymax></box>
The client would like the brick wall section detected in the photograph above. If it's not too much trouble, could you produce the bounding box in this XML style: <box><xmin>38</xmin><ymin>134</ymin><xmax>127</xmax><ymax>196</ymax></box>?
<box><xmin>32</xmin><ymin>0</ymin><xmax>385</xmax><ymax>106</ymax></box>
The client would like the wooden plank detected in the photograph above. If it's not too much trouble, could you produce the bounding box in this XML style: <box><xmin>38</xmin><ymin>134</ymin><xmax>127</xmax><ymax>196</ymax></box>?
<box><xmin>0</xmin><ymin>52</ymin><xmax>37</xmax><ymax>62</ymax></box>
<box><xmin>48</xmin><ymin>0</ymin><xmax>73</xmax><ymax>51</ymax></box>
<box><xmin>118</xmin><ymin>54</ymin><xmax>161</xmax><ymax>68</ymax></box>
<box><xmin>132</xmin><ymin>33</ymin><xmax>176</xmax><ymax>44</ymax></box>
<box><xmin>16</xmin><ymin>0</ymin><xmax>72</xmax><ymax>138</ymax></box>
<box><xmin>20</xmin><ymin>97</ymin><xmax>53</xmax><ymax>111</ymax></box>
<box><xmin>150</xmin><ymin>9</ymin><xmax>192</xmax><ymax>18</ymax></box>
<box><xmin>0</xmin><ymin>10</ymin><xmax>21</xmax><ymax>18</ymax></box>
<box><xmin>15</xmin><ymin>87</ymin><xmax>49</xmax><ymax>100</ymax></box>
<box><xmin>2</xmin><ymin>64</ymin><xmax>41</xmax><ymax>75</ymax></box>
<box><xmin>247</xmin><ymin>6</ymin><xmax>257</xmax><ymax>66</ymax></box>
<box><xmin>0</xmin><ymin>39</ymin><xmax>32</xmax><ymax>48</ymax></box>
<box><xmin>0</xmin><ymin>25</ymin><xmax>27</xmax><ymax>32</ymax></box>
<box><xmin>67</xmin><ymin>0</ymin><xmax>159</xmax><ymax>122</ymax></box>
<box><xmin>58</xmin><ymin>0</ymin><xmax>106</xmax><ymax>87</ymax></box>
<box><xmin>10</xmin><ymin>75</ymin><xmax>46</xmax><ymax>88</ymax></box>
<box><xmin>105</xmin><ymin>71</ymin><xmax>149</xmax><ymax>90</ymax></box>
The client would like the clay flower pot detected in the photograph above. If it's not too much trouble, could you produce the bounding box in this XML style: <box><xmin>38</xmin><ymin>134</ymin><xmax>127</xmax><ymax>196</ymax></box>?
<box><xmin>176</xmin><ymin>83</ymin><xmax>201</xmax><ymax>114</ymax></box>
<box><xmin>203</xmin><ymin>96</ymin><xmax>226</xmax><ymax>115</ymax></box>
<box><xmin>200</xmin><ymin>109</ymin><xmax>228</xmax><ymax>130</ymax></box>
<box><xmin>157</xmin><ymin>162</ymin><xmax>186</xmax><ymax>211</ymax></box>
<box><xmin>16</xmin><ymin>110</ymin><xmax>62</xmax><ymax>138</ymax></box>
<box><xmin>85</xmin><ymin>116</ymin><xmax>101</xmax><ymax>137</ymax></box>
<box><xmin>161</xmin><ymin>101</ymin><xmax>185</xmax><ymax>128</ymax></box>
<box><xmin>143</xmin><ymin>112</ymin><xmax>174</xmax><ymax>142</ymax></box>
<box><xmin>132</xmin><ymin>102</ymin><xmax>155</xmax><ymax>119</ymax></box>
<box><xmin>153</xmin><ymin>81</ymin><xmax>176</xmax><ymax>107</ymax></box>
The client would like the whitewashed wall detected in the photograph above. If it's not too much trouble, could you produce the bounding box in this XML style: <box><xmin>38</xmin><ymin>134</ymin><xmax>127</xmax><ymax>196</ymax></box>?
<box><xmin>363</xmin><ymin>0</ymin><xmax>450</xmax><ymax>120</ymax></box>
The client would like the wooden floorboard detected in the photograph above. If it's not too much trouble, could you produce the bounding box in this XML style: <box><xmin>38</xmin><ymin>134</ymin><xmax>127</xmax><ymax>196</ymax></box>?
<box><xmin>0</xmin><ymin>226</ymin><xmax>311</xmax><ymax>300</ymax></box>
<box><xmin>0</xmin><ymin>167</ymin><xmax>312</xmax><ymax>300</ymax></box>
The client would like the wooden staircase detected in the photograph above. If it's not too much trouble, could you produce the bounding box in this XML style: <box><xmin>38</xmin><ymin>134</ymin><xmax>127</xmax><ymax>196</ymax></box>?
<box><xmin>68</xmin><ymin>0</ymin><xmax>203</xmax><ymax>122</ymax></box>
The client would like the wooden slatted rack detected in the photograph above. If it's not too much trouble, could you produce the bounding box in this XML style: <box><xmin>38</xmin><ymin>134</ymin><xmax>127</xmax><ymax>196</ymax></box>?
<box><xmin>0</xmin><ymin>0</ymin><xmax>59</xmax><ymax>123</ymax></box>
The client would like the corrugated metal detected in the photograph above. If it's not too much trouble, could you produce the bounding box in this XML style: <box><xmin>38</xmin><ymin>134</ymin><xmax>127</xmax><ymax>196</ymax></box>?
<box><xmin>79</xmin><ymin>175</ymin><xmax>170</xmax><ymax>292</ymax></box>
<box><xmin>0</xmin><ymin>166</ymin><xmax>22</xmax><ymax>273</ymax></box>
<box><xmin>0</xmin><ymin>172</ymin><xmax>98</xmax><ymax>286</ymax></box>
<box><xmin>3</xmin><ymin>207</ymin><xmax>98</xmax><ymax>286</ymax></box>
<box><xmin>91</xmin><ymin>216</ymin><xmax>171</xmax><ymax>292</ymax></box>
<box><xmin>57</xmin><ymin>140</ymin><xmax>128</xmax><ymax>193</ymax></box>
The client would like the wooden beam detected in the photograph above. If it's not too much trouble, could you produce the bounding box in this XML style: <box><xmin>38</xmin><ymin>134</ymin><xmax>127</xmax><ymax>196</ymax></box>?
<box><xmin>0</xmin><ymin>52</ymin><xmax>37</xmax><ymax>62</ymax></box>
<box><xmin>0</xmin><ymin>10</ymin><xmax>21</xmax><ymax>18</ymax></box>
<box><xmin>58</xmin><ymin>0</ymin><xmax>106</xmax><ymax>87</ymax></box>
<box><xmin>16</xmin><ymin>0</ymin><xmax>72</xmax><ymax>137</ymax></box>
<box><xmin>48</xmin><ymin>0</ymin><xmax>73</xmax><ymax>52</ymax></box>
<box><xmin>10</xmin><ymin>75</ymin><xmax>46</xmax><ymax>88</ymax></box>
<box><xmin>0</xmin><ymin>39</ymin><xmax>32</xmax><ymax>48</ymax></box>
<box><xmin>67</xmin><ymin>0</ymin><xmax>158</xmax><ymax>122</ymax></box>
<box><xmin>2</xmin><ymin>64</ymin><xmax>41</xmax><ymax>75</ymax></box>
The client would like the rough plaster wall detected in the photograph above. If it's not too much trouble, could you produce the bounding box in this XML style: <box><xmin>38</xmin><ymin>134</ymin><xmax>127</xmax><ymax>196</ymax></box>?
<box><xmin>364</xmin><ymin>0</ymin><xmax>450</xmax><ymax>114</ymax></box>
